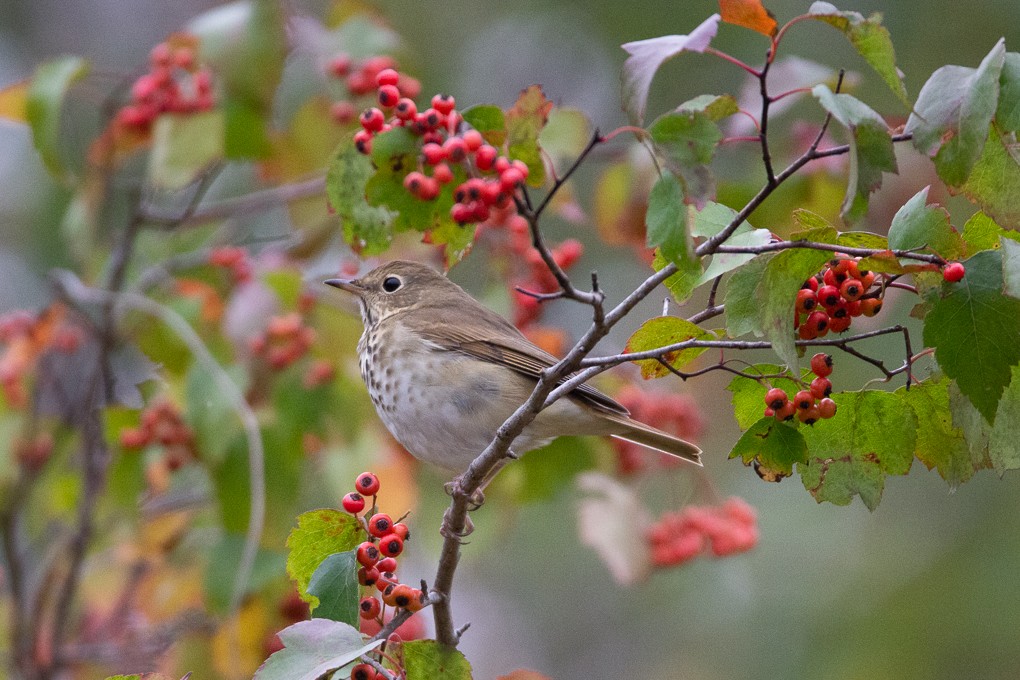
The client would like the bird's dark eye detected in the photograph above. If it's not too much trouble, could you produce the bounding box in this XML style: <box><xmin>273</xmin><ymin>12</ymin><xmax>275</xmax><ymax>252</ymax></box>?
<box><xmin>382</xmin><ymin>276</ymin><xmax>402</xmax><ymax>293</ymax></box>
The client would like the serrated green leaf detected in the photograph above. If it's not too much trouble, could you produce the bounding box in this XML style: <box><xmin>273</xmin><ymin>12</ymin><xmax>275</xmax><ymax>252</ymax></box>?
<box><xmin>326</xmin><ymin>142</ymin><xmax>395</xmax><ymax>255</ymax></box>
<box><xmin>989</xmin><ymin>364</ymin><xmax>1020</xmax><ymax>472</ymax></box>
<box><xmin>724</xmin><ymin>253</ymin><xmax>772</xmax><ymax>337</ymax></box>
<box><xmin>620</xmin><ymin>14</ymin><xmax>721</xmax><ymax>125</ymax></box>
<box><xmin>923</xmin><ymin>249</ymin><xmax>1020</xmax><ymax>423</ymax></box>
<box><xmin>761</xmin><ymin>248</ymin><xmax>834</xmax><ymax>369</ymax></box>
<box><xmin>792</xmin><ymin>208</ymin><xmax>834</xmax><ymax>233</ymax></box>
<box><xmin>403</xmin><ymin>640</ymin><xmax>473</xmax><ymax>680</ymax></box>
<box><xmin>646</xmin><ymin>173</ymin><xmax>694</xmax><ymax>266</ymax></box>
<box><xmin>906</xmin><ymin>40</ymin><xmax>1006</xmax><ymax>187</ymax></box>
<box><xmin>307</xmin><ymin>551</ymin><xmax>359</xmax><ymax>626</ymax></box>
<box><xmin>949</xmin><ymin>380</ymin><xmax>994</xmax><ymax>469</ymax></box>
<box><xmin>254</xmin><ymin>619</ymin><xmax>382</xmax><ymax>680</ymax></box>
<box><xmin>730</xmin><ymin>417</ymin><xmax>808</xmax><ymax>480</ymax></box>
<box><xmin>799</xmin><ymin>390</ymin><xmax>916</xmax><ymax>510</ymax></box>
<box><xmin>506</xmin><ymin>85</ymin><xmax>552</xmax><ymax>186</ymax></box>
<box><xmin>959</xmin><ymin>124</ymin><xmax>1020</xmax><ymax>229</ymax></box>
<box><xmin>688</xmin><ymin>201</ymin><xmax>770</xmax><ymax>285</ymax></box>
<box><xmin>727</xmin><ymin>364</ymin><xmax>804</xmax><ymax>429</ymax></box>
<box><xmin>648</xmin><ymin>97</ymin><xmax>731</xmax><ymax>208</ymax></box>
<box><xmin>652</xmin><ymin>248</ymin><xmax>702</xmax><ymax>304</ymax></box>
<box><xmin>897</xmin><ymin>376</ymin><xmax>984</xmax><ymax>488</ymax></box>
<box><xmin>887</xmin><ymin>186</ymin><xmax>966</xmax><ymax>261</ymax></box>
<box><xmin>962</xmin><ymin>211</ymin><xmax>1007</xmax><ymax>254</ymax></box>
<box><xmin>286</xmin><ymin>509</ymin><xmax>361</xmax><ymax>609</ymax></box>
<box><xmin>26</xmin><ymin>55</ymin><xmax>89</xmax><ymax>180</ymax></box>
<box><xmin>807</xmin><ymin>2</ymin><xmax>908</xmax><ymax>105</ymax></box>
<box><xmin>461</xmin><ymin>104</ymin><xmax>506</xmax><ymax>146</ymax></box>
<box><xmin>625</xmin><ymin>316</ymin><xmax>720</xmax><ymax>379</ymax></box>
<box><xmin>812</xmin><ymin>85</ymin><xmax>897</xmax><ymax>223</ymax></box>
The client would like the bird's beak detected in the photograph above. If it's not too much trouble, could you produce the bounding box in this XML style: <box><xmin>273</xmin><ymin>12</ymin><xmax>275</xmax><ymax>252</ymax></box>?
<box><xmin>324</xmin><ymin>277</ymin><xmax>362</xmax><ymax>294</ymax></box>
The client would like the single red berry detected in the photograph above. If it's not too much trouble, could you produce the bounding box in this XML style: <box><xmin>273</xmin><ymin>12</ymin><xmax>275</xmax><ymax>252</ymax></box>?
<box><xmin>795</xmin><ymin>289</ymin><xmax>817</xmax><ymax>314</ymax></box>
<box><xmin>431</xmin><ymin>93</ymin><xmax>456</xmax><ymax>114</ymax></box>
<box><xmin>846</xmin><ymin>300</ymin><xmax>862</xmax><ymax>317</ymax></box>
<box><xmin>802</xmin><ymin>277</ymin><xmax>819</xmax><ymax>292</ymax></box>
<box><xmin>943</xmin><ymin>262</ymin><xmax>966</xmax><ymax>282</ymax></box>
<box><xmin>764</xmin><ymin>387</ymin><xmax>788</xmax><ymax>411</ymax></box>
<box><xmin>368</xmin><ymin>513</ymin><xmax>392</xmax><ymax>537</ymax></box>
<box><xmin>377</xmin><ymin>84</ymin><xmax>400</xmax><ymax>108</ymax></box>
<box><xmin>418</xmin><ymin>177</ymin><xmax>441</xmax><ymax>201</ymax></box>
<box><xmin>860</xmin><ymin>297</ymin><xmax>883</xmax><ymax>317</ymax></box>
<box><xmin>828</xmin><ymin>315</ymin><xmax>851</xmax><ymax>333</ymax></box>
<box><xmin>840</xmin><ymin>278</ymin><xmax>864</xmax><ymax>301</ymax></box>
<box><xmin>394</xmin><ymin>98</ymin><xmax>417</xmax><ymax>121</ymax></box>
<box><xmin>764</xmin><ymin>407</ymin><xmax>776</xmax><ymax>418</ymax></box>
<box><xmin>817</xmin><ymin>285</ymin><xmax>841</xmax><ymax>308</ymax></box>
<box><xmin>775</xmin><ymin>401</ymin><xmax>797</xmax><ymax>421</ymax></box>
<box><xmin>793</xmin><ymin>390</ymin><xmax>815</xmax><ymax>411</ymax></box>
<box><xmin>859</xmin><ymin>271</ymin><xmax>876</xmax><ymax>289</ymax></box>
<box><xmin>378</xmin><ymin>533</ymin><xmax>404</xmax><ymax>557</ymax></box>
<box><xmin>359</xmin><ymin>596</ymin><xmax>381</xmax><ymax>619</ymax></box>
<box><xmin>443</xmin><ymin>137</ymin><xmax>468</xmax><ymax>163</ymax></box>
<box><xmin>391</xmin><ymin>522</ymin><xmax>410</xmax><ymax>541</ymax></box>
<box><xmin>405</xmin><ymin>588</ymin><xmax>427</xmax><ymax>612</ymax></box>
<box><xmin>358</xmin><ymin>566</ymin><xmax>380</xmax><ymax>587</ymax></box>
<box><xmin>330</xmin><ymin>101</ymin><xmax>357</xmax><ymax>124</ymax></box>
<box><xmin>451</xmin><ymin>203</ymin><xmax>475</xmax><ymax>224</ymax></box>
<box><xmin>494</xmin><ymin>156</ymin><xmax>511</xmax><ymax>174</ymax></box>
<box><xmin>499</xmin><ymin>167</ymin><xmax>525</xmax><ymax>192</ymax></box>
<box><xmin>356</xmin><ymin>472</ymin><xmax>381</xmax><ymax>496</ymax></box>
<box><xmin>390</xmin><ymin>583</ymin><xmax>416</xmax><ymax>609</ymax></box>
<box><xmin>403</xmin><ymin>171</ymin><xmax>426</xmax><ymax>197</ymax></box>
<box><xmin>380</xmin><ymin>583</ymin><xmax>400</xmax><ymax>607</ymax></box>
<box><xmin>328</xmin><ymin>53</ymin><xmax>351</xmax><ymax>77</ymax></box>
<box><xmin>474</xmin><ymin>144</ymin><xmax>498</xmax><ymax>171</ymax></box>
<box><xmin>832</xmin><ymin>259</ymin><xmax>853</xmax><ymax>278</ymax></box>
<box><xmin>342</xmin><ymin>492</ymin><xmax>366</xmax><ymax>514</ymax></box>
<box><xmin>359</xmin><ymin>108</ymin><xmax>385</xmax><ymax>132</ymax></box>
<box><xmin>356</xmin><ymin>541</ymin><xmax>380</xmax><ymax>567</ymax></box>
<box><xmin>432</xmin><ymin>163</ymin><xmax>454</xmax><ymax>184</ymax></box>
<box><xmin>810</xmin><ymin>376</ymin><xmax>832</xmax><ymax>400</ymax></box>
<box><xmin>421</xmin><ymin>142</ymin><xmax>446</xmax><ymax>165</ymax></box>
<box><xmin>418</xmin><ymin>107</ymin><xmax>441</xmax><ymax>129</ymax></box>
<box><xmin>354</xmin><ymin>130</ymin><xmax>372</xmax><ymax>154</ymax></box>
<box><xmin>350</xmin><ymin>663</ymin><xmax>377</xmax><ymax>680</ymax></box>
<box><xmin>462</xmin><ymin>129</ymin><xmax>483</xmax><ymax>151</ymax></box>
<box><xmin>798</xmin><ymin>405</ymin><xmax>822</xmax><ymax>425</ymax></box>
<box><xmin>818</xmin><ymin>397</ymin><xmax>838</xmax><ymax>419</ymax></box>
<box><xmin>829</xmin><ymin>299</ymin><xmax>849</xmax><ymax>319</ymax></box>
<box><xmin>806</xmin><ymin>311</ymin><xmax>829</xmax><ymax>334</ymax></box>
<box><xmin>375</xmin><ymin>68</ymin><xmax>400</xmax><ymax>87</ymax></box>
<box><xmin>822</xmin><ymin>268</ymin><xmax>838</xmax><ymax>287</ymax></box>
<box><xmin>376</xmin><ymin>556</ymin><xmax>398</xmax><ymax>573</ymax></box>
<box><xmin>810</xmin><ymin>353</ymin><xmax>833</xmax><ymax>377</ymax></box>
<box><xmin>798</xmin><ymin>322</ymin><xmax>818</xmax><ymax>340</ymax></box>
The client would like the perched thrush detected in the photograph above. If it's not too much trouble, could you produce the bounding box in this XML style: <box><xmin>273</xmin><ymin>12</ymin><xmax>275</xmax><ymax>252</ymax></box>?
<box><xmin>325</xmin><ymin>260</ymin><xmax>701</xmax><ymax>473</ymax></box>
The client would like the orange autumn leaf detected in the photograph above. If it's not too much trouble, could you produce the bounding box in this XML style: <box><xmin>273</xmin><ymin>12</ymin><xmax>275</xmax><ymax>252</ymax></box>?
<box><xmin>720</xmin><ymin>0</ymin><xmax>778</xmax><ymax>37</ymax></box>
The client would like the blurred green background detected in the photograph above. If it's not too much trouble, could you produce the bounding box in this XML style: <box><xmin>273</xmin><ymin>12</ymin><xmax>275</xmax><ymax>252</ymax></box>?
<box><xmin>3</xmin><ymin>1</ymin><xmax>1020</xmax><ymax>679</ymax></box>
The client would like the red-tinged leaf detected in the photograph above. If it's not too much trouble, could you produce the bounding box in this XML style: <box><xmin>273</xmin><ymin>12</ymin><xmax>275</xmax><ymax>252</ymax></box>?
<box><xmin>906</xmin><ymin>40</ymin><xmax>1006</xmax><ymax>188</ymax></box>
<box><xmin>621</xmin><ymin>14</ymin><xmax>721</xmax><ymax>125</ymax></box>
<box><xmin>285</xmin><ymin>509</ymin><xmax>361</xmax><ymax>608</ymax></box>
<box><xmin>812</xmin><ymin>85</ymin><xmax>897</xmax><ymax>223</ymax></box>
<box><xmin>576</xmin><ymin>471</ymin><xmax>652</xmax><ymax>585</ymax></box>
<box><xmin>505</xmin><ymin>85</ymin><xmax>553</xmax><ymax>186</ymax></box>
<box><xmin>807</xmin><ymin>2</ymin><xmax>908</xmax><ymax>105</ymax></box>
<box><xmin>720</xmin><ymin>0</ymin><xmax>777</xmax><ymax>37</ymax></box>
<box><xmin>923</xmin><ymin>249</ymin><xmax>1020</xmax><ymax>423</ymax></box>
<box><xmin>856</xmin><ymin>249</ymin><xmax>903</xmax><ymax>274</ymax></box>
<box><xmin>0</xmin><ymin>80</ymin><xmax>28</xmax><ymax>123</ymax></box>
<box><xmin>461</xmin><ymin>104</ymin><xmax>506</xmax><ymax>146</ymax></box>
<box><xmin>403</xmin><ymin>640</ymin><xmax>473</xmax><ymax>680</ymax></box>
<box><xmin>626</xmin><ymin>316</ymin><xmax>721</xmax><ymax>379</ymax></box>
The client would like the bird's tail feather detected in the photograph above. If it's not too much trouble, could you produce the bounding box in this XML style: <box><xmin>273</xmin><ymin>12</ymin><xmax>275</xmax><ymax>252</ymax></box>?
<box><xmin>603</xmin><ymin>413</ymin><xmax>702</xmax><ymax>466</ymax></box>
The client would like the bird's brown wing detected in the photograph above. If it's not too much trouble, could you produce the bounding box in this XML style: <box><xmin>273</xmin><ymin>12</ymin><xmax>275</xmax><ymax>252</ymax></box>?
<box><xmin>410</xmin><ymin>304</ymin><xmax>629</xmax><ymax>416</ymax></box>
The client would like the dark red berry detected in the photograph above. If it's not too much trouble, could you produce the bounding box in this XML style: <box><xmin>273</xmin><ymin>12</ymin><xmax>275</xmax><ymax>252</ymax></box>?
<box><xmin>356</xmin><ymin>472</ymin><xmax>381</xmax><ymax>496</ymax></box>
<box><xmin>810</xmin><ymin>353</ymin><xmax>833</xmax><ymax>378</ymax></box>
<box><xmin>764</xmin><ymin>387</ymin><xmax>788</xmax><ymax>411</ymax></box>
<box><xmin>342</xmin><ymin>492</ymin><xmax>366</xmax><ymax>514</ymax></box>
<box><xmin>810</xmin><ymin>376</ymin><xmax>832</xmax><ymax>400</ymax></box>
<box><xmin>356</xmin><ymin>541</ymin><xmax>380</xmax><ymax>567</ymax></box>
<box><xmin>376</xmin><ymin>556</ymin><xmax>397</xmax><ymax>573</ymax></box>
<box><xmin>359</xmin><ymin>596</ymin><xmax>381</xmax><ymax>619</ymax></box>
<box><xmin>368</xmin><ymin>513</ymin><xmax>392</xmax><ymax>537</ymax></box>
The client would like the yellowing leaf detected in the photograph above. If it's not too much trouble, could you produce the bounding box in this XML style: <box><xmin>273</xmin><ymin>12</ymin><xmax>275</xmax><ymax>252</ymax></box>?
<box><xmin>625</xmin><ymin>316</ymin><xmax>721</xmax><ymax>379</ymax></box>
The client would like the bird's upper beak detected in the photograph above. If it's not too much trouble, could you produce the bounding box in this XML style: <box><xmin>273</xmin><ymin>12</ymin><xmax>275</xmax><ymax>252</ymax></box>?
<box><xmin>324</xmin><ymin>277</ymin><xmax>363</xmax><ymax>294</ymax></box>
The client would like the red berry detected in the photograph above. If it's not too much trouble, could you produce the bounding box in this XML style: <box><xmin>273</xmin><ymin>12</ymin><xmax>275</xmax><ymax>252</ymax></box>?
<box><xmin>359</xmin><ymin>596</ymin><xmax>381</xmax><ymax>619</ymax></box>
<box><xmin>418</xmin><ymin>177</ymin><xmax>441</xmax><ymax>201</ymax></box>
<box><xmin>342</xmin><ymin>492</ymin><xmax>366</xmax><ymax>514</ymax></box>
<box><xmin>793</xmin><ymin>390</ymin><xmax>815</xmax><ymax>411</ymax></box>
<box><xmin>358</xmin><ymin>566</ymin><xmax>380</xmax><ymax>587</ymax></box>
<box><xmin>451</xmin><ymin>203</ymin><xmax>474</xmax><ymax>224</ymax></box>
<box><xmin>802</xmin><ymin>277</ymin><xmax>819</xmax><ymax>292</ymax></box>
<box><xmin>798</xmin><ymin>322</ymin><xmax>818</xmax><ymax>340</ymax></box>
<box><xmin>375</xmin><ymin>68</ymin><xmax>399</xmax><ymax>87</ymax></box>
<box><xmin>817</xmin><ymin>285</ymin><xmax>841</xmax><ymax>308</ymax></box>
<box><xmin>391</xmin><ymin>522</ymin><xmax>410</xmax><ymax>540</ymax></box>
<box><xmin>328</xmin><ymin>54</ymin><xmax>351</xmax><ymax>77</ymax></box>
<box><xmin>330</xmin><ymin>100</ymin><xmax>357</xmax><ymax>124</ymax></box>
<box><xmin>351</xmin><ymin>663</ymin><xmax>377</xmax><ymax>680</ymax></box>
<box><xmin>806</xmin><ymin>311</ymin><xmax>829</xmax><ymax>334</ymax></box>
<box><xmin>499</xmin><ymin>167</ymin><xmax>525</xmax><ymax>192</ymax></box>
<box><xmin>390</xmin><ymin>583</ymin><xmax>416</xmax><ymax>609</ymax></box>
<box><xmin>376</xmin><ymin>556</ymin><xmax>397</xmax><ymax>573</ymax></box>
<box><xmin>810</xmin><ymin>376</ymin><xmax>832</xmax><ymax>400</ymax></box>
<box><xmin>150</xmin><ymin>43</ymin><xmax>173</xmax><ymax>68</ymax></box>
<box><xmin>356</xmin><ymin>541</ymin><xmax>380</xmax><ymax>567</ymax></box>
<box><xmin>798</xmin><ymin>405</ymin><xmax>822</xmax><ymax>425</ymax></box>
<box><xmin>764</xmin><ymin>407</ymin><xmax>775</xmax><ymax>418</ymax></box>
<box><xmin>775</xmin><ymin>401</ymin><xmax>797</xmax><ymax>421</ymax></box>
<box><xmin>764</xmin><ymin>387</ymin><xmax>788</xmax><ymax>411</ymax></box>
<box><xmin>378</xmin><ymin>533</ymin><xmax>404</xmax><ymax>557</ymax></box>
<box><xmin>818</xmin><ymin>397</ymin><xmax>838</xmax><ymax>419</ymax></box>
<box><xmin>356</xmin><ymin>472</ymin><xmax>381</xmax><ymax>496</ymax></box>
<box><xmin>432</xmin><ymin>163</ymin><xmax>454</xmax><ymax>185</ymax></box>
<box><xmin>840</xmin><ymin>278</ymin><xmax>864</xmax><ymax>301</ymax></box>
<box><xmin>403</xmin><ymin>171</ymin><xmax>426</xmax><ymax>196</ymax></box>
<box><xmin>943</xmin><ymin>262</ymin><xmax>966</xmax><ymax>282</ymax></box>
<box><xmin>359</xmin><ymin>108</ymin><xmax>385</xmax><ymax>132</ymax></box>
<box><xmin>860</xmin><ymin>297</ymin><xmax>883</xmax><ymax>317</ymax></box>
<box><xmin>860</xmin><ymin>271</ymin><xmax>876</xmax><ymax>289</ymax></box>
<box><xmin>432</xmin><ymin>93</ymin><xmax>456</xmax><ymax>114</ymax></box>
<box><xmin>462</xmin><ymin>129</ymin><xmax>483</xmax><ymax>151</ymax></box>
<box><xmin>809</xmin><ymin>353</ymin><xmax>833</xmax><ymax>377</ymax></box>
<box><xmin>368</xmin><ymin>513</ymin><xmax>392</xmax><ymax>537</ymax></box>
<box><xmin>443</xmin><ymin>137</ymin><xmax>468</xmax><ymax>163</ymax></box>
<box><xmin>474</xmin><ymin>144</ymin><xmax>498</xmax><ymax>171</ymax></box>
<box><xmin>421</xmin><ymin>142</ymin><xmax>446</xmax><ymax>165</ymax></box>
<box><xmin>394</xmin><ymin>98</ymin><xmax>417</xmax><ymax>121</ymax></box>
<box><xmin>377</xmin><ymin>84</ymin><xmax>400</xmax><ymax>108</ymax></box>
<box><xmin>828</xmin><ymin>315</ymin><xmax>851</xmax><ymax>333</ymax></box>
<box><xmin>353</xmin><ymin>129</ymin><xmax>372</xmax><ymax>154</ymax></box>
<box><xmin>795</xmin><ymin>289</ymin><xmax>817</xmax><ymax>314</ymax></box>
<box><xmin>417</xmin><ymin>108</ymin><xmax>441</xmax><ymax>129</ymax></box>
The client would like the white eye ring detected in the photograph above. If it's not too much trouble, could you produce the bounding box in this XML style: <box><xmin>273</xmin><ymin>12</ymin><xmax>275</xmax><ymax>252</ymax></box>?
<box><xmin>382</xmin><ymin>276</ymin><xmax>402</xmax><ymax>293</ymax></box>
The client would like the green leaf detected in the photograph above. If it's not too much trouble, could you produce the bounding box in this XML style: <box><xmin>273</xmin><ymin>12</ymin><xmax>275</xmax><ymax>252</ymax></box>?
<box><xmin>727</xmin><ymin>364</ymin><xmax>804</xmax><ymax>429</ymax></box>
<box><xmin>620</xmin><ymin>14</ymin><xmax>721</xmax><ymax>125</ymax></box>
<box><xmin>996</xmin><ymin>52</ymin><xmax>1020</xmax><ymax>132</ymax></box>
<box><xmin>185</xmin><ymin>364</ymin><xmax>243</xmax><ymax>466</ymax></box>
<box><xmin>923</xmin><ymin>249</ymin><xmax>1020</xmax><ymax>423</ymax></box>
<box><xmin>962</xmin><ymin>211</ymin><xmax>1011</xmax><ymax>254</ymax></box>
<box><xmin>147</xmin><ymin>110</ymin><xmax>225</xmax><ymax>191</ymax></box>
<box><xmin>989</xmin><ymin>364</ymin><xmax>1020</xmax><ymax>472</ymax></box>
<box><xmin>204</xmin><ymin>532</ymin><xmax>286</xmax><ymax>613</ymax></box>
<box><xmin>836</xmin><ymin>231</ymin><xmax>888</xmax><ymax>250</ymax></box>
<box><xmin>730</xmin><ymin>417</ymin><xmax>808</xmax><ymax>481</ymax></box>
<box><xmin>897</xmin><ymin>376</ymin><xmax>985</xmax><ymax>488</ymax></box>
<box><xmin>539</xmin><ymin>107</ymin><xmax>591</xmax><ymax>161</ymax></box>
<box><xmin>886</xmin><ymin>186</ymin><xmax>965</xmax><ymax>261</ymax></box>
<box><xmin>505</xmin><ymin>85</ymin><xmax>552</xmax><ymax>186</ymax></box>
<box><xmin>906</xmin><ymin>40</ymin><xmax>1006</xmax><ymax>187</ymax></box>
<box><xmin>812</xmin><ymin>85</ymin><xmax>897</xmax><ymax>223</ymax></box>
<box><xmin>652</xmin><ymin>249</ymin><xmax>702</xmax><ymax>304</ymax></box>
<box><xmin>286</xmin><ymin>509</ymin><xmax>361</xmax><ymax>609</ymax></box>
<box><xmin>648</xmin><ymin>96</ymin><xmax>737</xmax><ymax>208</ymax></box>
<box><xmin>461</xmin><ymin>104</ymin><xmax>506</xmax><ymax>147</ymax></box>
<box><xmin>646</xmin><ymin>173</ymin><xmax>694</xmax><ymax>266</ymax></box>
<box><xmin>26</xmin><ymin>55</ymin><xmax>89</xmax><ymax>180</ymax></box>
<box><xmin>958</xmin><ymin>124</ymin><xmax>1020</xmax><ymax>229</ymax></box>
<box><xmin>799</xmin><ymin>390</ymin><xmax>916</xmax><ymax>510</ymax></box>
<box><xmin>326</xmin><ymin>142</ymin><xmax>396</xmax><ymax>255</ymax></box>
<box><xmin>949</xmin><ymin>381</ymin><xmax>994</xmax><ymax>470</ymax></box>
<box><xmin>307</xmin><ymin>551</ymin><xmax>359</xmax><ymax>626</ymax></box>
<box><xmin>625</xmin><ymin>316</ymin><xmax>721</xmax><ymax>379</ymax></box>
<box><xmin>760</xmin><ymin>248</ymin><xmax>834</xmax><ymax>369</ymax></box>
<box><xmin>403</xmin><ymin>640</ymin><xmax>473</xmax><ymax>680</ymax></box>
<box><xmin>724</xmin><ymin>254</ymin><xmax>772</xmax><ymax>338</ymax></box>
<box><xmin>689</xmin><ymin>202</ymin><xmax>770</xmax><ymax>285</ymax></box>
<box><xmin>807</xmin><ymin>2</ymin><xmax>908</xmax><ymax>105</ymax></box>
<box><xmin>1001</xmin><ymin>237</ymin><xmax>1020</xmax><ymax>299</ymax></box>
<box><xmin>254</xmin><ymin>619</ymin><xmax>382</xmax><ymax>680</ymax></box>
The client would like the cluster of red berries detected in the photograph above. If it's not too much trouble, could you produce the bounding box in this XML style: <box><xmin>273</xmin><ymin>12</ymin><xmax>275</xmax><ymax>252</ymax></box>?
<box><xmin>512</xmin><ymin>238</ymin><xmax>584</xmax><ymax>328</ymax></box>
<box><xmin>612</xmin><ymin>386</ymin><xmax>703</xmax><ymax>475</ymax></box>
<box><xmin>795</xmin><ymin>256</ymin><xmax>883</xmax><ymax>340</ymax></box>
<box><xmin>327</xmin><ymin>54</ymin><xmax>421</xmax><ymax>125</ymax></box>
<box><xmin>0</xmin><ymin>307</ymin><xmax>84</xmax><ymax>408</ymax></box>
<box><xmin>350</xmin><ymin>66</ymin><xmax>534</xmax><ymax>226</ymax></box>
<box><xmin>648</xmin><ymin>497</ymin><xmax>759</xmax><ymax>567</ymax></box>
<box><xmin>763</xmin><ymin>353</ymin><xmax>837</xmax><ymax>425</ymax></box>
<box><xmin>341</xmin><ymin>472</ymin><xmax>427</xmax><ymax>649</ymax></box>
<box><xmin>248</xmin><ymin>313</ymin><xmax>317</xmax><ymax>370</ymax></box>
<box><xmin>302</xmin><ymin>359</ymin><xmax>336</xmax><ymax>389</ymax></box>
<box><xmin>208</xmin><ymin>245</ymin><xmax>253</xmax><ymax>284</ymax></box>
<box><xmin>116</xmin><ymin>36</ymin><xmax>215</xmax><ymax>132</ymax></box>
<box><xmin>119</xmin><ymin>400</ymin><xmax>196</xmax><ymax>462</ymax></box>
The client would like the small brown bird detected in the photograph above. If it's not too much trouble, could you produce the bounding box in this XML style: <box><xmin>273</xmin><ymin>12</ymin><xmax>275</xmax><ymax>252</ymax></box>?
<box><xmin>325</xmin><ymin>261</ymin><xmax>701</xmax><ymax>473</ymax></box>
